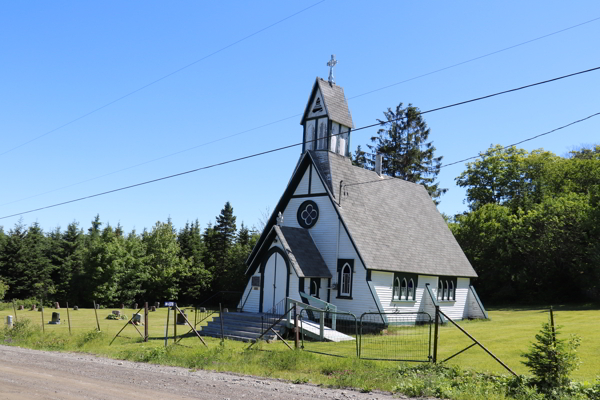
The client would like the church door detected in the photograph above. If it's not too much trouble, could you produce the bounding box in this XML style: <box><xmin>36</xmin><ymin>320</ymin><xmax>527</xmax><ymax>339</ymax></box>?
<box><xmin>262</xmin><ymin>251</ymin><xmax>288</xmax><ymax>313</ymax></box>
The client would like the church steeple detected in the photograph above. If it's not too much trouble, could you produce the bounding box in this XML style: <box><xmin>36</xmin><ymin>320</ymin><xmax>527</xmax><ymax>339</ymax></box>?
<box><xmin>301</xmin><ymin>56</ymin><xmax>353</xmax><ymax>157</ymax></box>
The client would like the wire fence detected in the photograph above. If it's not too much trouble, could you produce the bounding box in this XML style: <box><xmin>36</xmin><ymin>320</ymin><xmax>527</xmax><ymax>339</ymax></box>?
<box><xmin>299</xmin><ymin>309</ymin><xmax>358</xmax><ymax>358</ymax></box>
<box><xmin>359</xmin><ymin>312</ymin><xmax>432</xmax><ymax>362</ymax></box>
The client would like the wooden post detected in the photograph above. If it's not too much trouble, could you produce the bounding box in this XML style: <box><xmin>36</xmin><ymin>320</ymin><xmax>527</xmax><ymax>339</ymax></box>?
<box><xmin>319</xmin><ymin>310</ymin><xmax>324</xmax><ymax>341</ymax></box>
<box><xmin>194</xmin><ymin>306</ymin><xmax>197</xmax><ymax>328</ymax></box>
<box><xmin>41</xmin><ymin>303</ymin><xmax>45</xmax><ymax>333</ymax></box>
<box><xmin>12</xmin><ymin>299</ymin><xmax>18</xmax><ymax>322</ymax></box>
<box><xmin>66</xmin><ymin>302</ymin><xmax>72</xmax><ymax>335</ymax></box>
<box><xmin>294</xmin><ymin>305</ymin><xmax>299</xmax><ymax>349</ymax></box>
<box><xmin>144</xmin><ymin>302</ymin><xmax>149</xmax><ymax>342</ymax></box>
<box><xmin>93</xmin><ymin>300</ymin><xmax>101</xmax><ymax>332</ymax></box>
<box><xmin>173</xmin><ymin>303</ymin><xmax>177</xmax><ymax>343</ymax></box>
<box><xmin>219</xmin><ymin>303</ymin><xmax>225</xmax><ymax>345</ymax></box>
<box><xmin>549</xmin><ymin>306</ymin><xmax>556</xmax><ymax>347</ymax></box>
<box><xmin>165</xmin><ymin>306</ymin><xmax>170</xmax><ymax>347</ymax></box>
<box><xmin>433</xmin><ymin>306</ymin><xmax>440</xmax><ymax>363</ymax></box>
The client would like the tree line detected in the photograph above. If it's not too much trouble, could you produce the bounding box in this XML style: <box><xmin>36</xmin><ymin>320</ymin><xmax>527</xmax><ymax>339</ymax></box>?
<box><xmin>0</xmin><ymin>202</ymin><xmax>258</xmax><ymax>307</ymax></box>
<box><xmin>351</xmin><ymin>103</ymin><xmax>600</xmax><ymax>304</ymax></box>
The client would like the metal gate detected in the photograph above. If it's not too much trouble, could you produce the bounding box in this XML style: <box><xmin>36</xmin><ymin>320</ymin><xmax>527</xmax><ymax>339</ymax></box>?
<box><xmin>299</xmin><ymin>309</ymin><xmax>358</xmax><ymax>358</ymax></box>
<box><xmin>359</xmin><ymin>312</ymin><xmax>432</xmax><ymax>362</ymax></box>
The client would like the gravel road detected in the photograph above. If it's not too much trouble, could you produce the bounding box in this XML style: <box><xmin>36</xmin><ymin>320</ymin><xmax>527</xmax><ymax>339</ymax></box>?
<box><xmin>0</xmin><ymin>345</ymin><xmax>414</xmax><ymax>400</ymax></box>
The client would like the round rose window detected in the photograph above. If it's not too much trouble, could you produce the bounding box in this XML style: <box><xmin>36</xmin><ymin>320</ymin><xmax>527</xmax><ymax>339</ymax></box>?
<box><xmin>297</xmin><ymin>200</ymin><xmax>319</xmax><ymax>228</ymax></box>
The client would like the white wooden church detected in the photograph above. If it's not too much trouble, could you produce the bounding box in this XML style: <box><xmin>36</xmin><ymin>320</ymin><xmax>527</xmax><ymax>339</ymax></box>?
<box><xmin>238</xmin><ymin>57</ymin><xmax>487</xmax><ymax>322</ymax></box>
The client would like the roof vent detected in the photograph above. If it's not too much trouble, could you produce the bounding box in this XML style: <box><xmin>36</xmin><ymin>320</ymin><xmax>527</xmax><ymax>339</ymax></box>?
<box><xmin>375</xmin><ymin>154</ymin><xmax>383</xmax><ymax>177</ymax></box>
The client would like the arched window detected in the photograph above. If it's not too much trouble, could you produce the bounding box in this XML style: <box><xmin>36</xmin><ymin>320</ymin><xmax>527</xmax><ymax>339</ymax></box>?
<box><xmin>393</xmin><ymin>277</ymin><xmax>401</xmax><ymax>300</ymax></box>
<box><xmin>400</xmin><ymin>278</ymin><xmax>407</xmax><ymax>300</ymax></box>
<box><xmin>408</xmin><ymin>279</ymin><xmax>415</xmax><ymax>300</ymax></box>
<box><xmin>438</xmin><ymin>280</ymin><xmax>443</xmax><ymax>300</ymax></box>
<box><xmin>341</xmin><ymin>264</ymin><xmax>351</xmax><ymax>296</ymax></box>
<box><xmin>449</xmin><ymin>281</ymin><xmax>454</xmax><ymax>301</ymax></box>
<box><xmin>310</xmin><ymin>280</ymin><xmax>317</xmax><ymax>297</ymax></box>
<box><xmin>443</xmin><ymin>280</ymin><xmax>449</xmax><ymax>300</ymax></box>
<box><xmin>317</xmin><ymin>121</ymin><xmax>327</xmax><ymax>150</ymax></box>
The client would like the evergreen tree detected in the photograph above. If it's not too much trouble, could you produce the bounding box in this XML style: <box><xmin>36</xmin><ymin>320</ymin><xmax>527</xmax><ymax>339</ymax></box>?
<box><xmin>368</xmin><ymin>103</ymin><xmax>446</xmax><ymax>203</ymax></box>
<box><xmin>352</xmin><ymin>145</ymin><xmax>368</xmax><ymax>168</ymax></box>
<box><xmin>22</xmin><ymin>223</ymin><xmax>54</xmax><ymax>300</ymax></box>
<box><xmin>178</xmin><ymin>220</ymin><xmax>211</xmax><ymax>303</ymax></box>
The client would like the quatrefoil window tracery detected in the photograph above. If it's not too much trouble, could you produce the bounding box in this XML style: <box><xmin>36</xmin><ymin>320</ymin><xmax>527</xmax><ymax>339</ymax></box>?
<box><xmin>297</xmin><ymin>201</ymin><xmax>319</xmax><ymax>228</ymax></box>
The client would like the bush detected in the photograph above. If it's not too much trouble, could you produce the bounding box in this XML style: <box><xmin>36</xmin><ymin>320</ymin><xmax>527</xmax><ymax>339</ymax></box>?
<box><xmin>522</xmin><ymin>322</ymin><xmax>581</xmax><ymax>398</ymax></box>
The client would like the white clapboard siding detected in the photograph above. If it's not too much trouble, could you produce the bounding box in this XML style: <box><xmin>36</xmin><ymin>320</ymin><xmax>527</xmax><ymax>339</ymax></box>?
<box><xmin>371</xmin><ymin>273</ymin><xmax>438</xmax><ymax>322</ymax></box>
<box><xmin>240</xmin><ymin>275</ymin><xmax>261</xmax><ymax>313</ymax></box>
<box><xmin>310</xmin><ymin>166</ymin><xmax>326</xmax><ymax>193</ymax></box>
<box><xmin>465</xmin><ymin>286</ymin><xmax>486</xmax><ymax>319</ymax></box>
<box><xmin>294</xmin><ymin>166</ymin><xmax>310</xmax><ymax>196</ymax></box>
<box><xmin>329</xmin><ymin>222</ymin><xmax>379</xmax><ymax>316</ymax></box>
<box><xmin>288</xmin><ymin>267</ymin><xmax>301</xmax><ymax>303</ymax></box>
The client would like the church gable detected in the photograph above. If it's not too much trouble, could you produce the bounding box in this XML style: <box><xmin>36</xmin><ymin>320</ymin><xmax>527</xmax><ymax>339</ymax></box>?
<box><xmin>306</xmin><ymin>88</ymin><xmax>327</xmax><ymax>119</ymax></box>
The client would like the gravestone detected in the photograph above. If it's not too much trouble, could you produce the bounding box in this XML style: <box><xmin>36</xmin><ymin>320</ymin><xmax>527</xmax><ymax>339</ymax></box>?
<box><xmin>223</xmin><ymin>308</ymin><xmax>229</xmax><ymax>313</ymax></box>
<box><xmin>112</xmin><ymin>310</ymin><xmax>121</xmax><ymax>317</ymax></box>
<box><xmin>50</xmin><ymin>312</ymin><xmax>60</xmax><ymax>324</ymax></box>
<box><xmin>133</xmin><ymin>303</ymin><xmax>138</xmax><ymax>310</ymax></box>
<box><xmin>18</xmin><ymin>305</ymin><xmax>24</xmax><ymax>310</ymax></box>
<box><xmin>73</xmin><ymin>306</ymin><xmax>79</xmax><ymax>311</ymax></box>
<box><xmin>6</xmin><ymin>316</ymin><xmax>13</xmax><ymax>328</ymax></box>
<box><xmin>31</xmin><ymin>305</ymin><xmax>37</xmax><ymax>311</ymax></box>
<box><xmin>95</xmin><ymin>304</ymin><xmax>100</xmax><ymax>309</ymax></box>
<box><xmin>151</xmin><ymin>306</ymin><xmax>156</xmax><ymax>312</ymax></box>
<box><xmin>121</xmin><ymin>304</ymin><xmax>125</xmax><ymax>309</ymax></box>
<box><xmin>154</xmin><ymin>302</ymin><xmax>160</xmax><ymax>309</ymax></box>
<box><xmin>55</xmin><ymin>302</ymin><xmax>60</xmax><ymax>309</ymax></box>
<box><xmin>199</xmin><ymin>307</ymin><xmax>206</xmax><ymax>313</ymax></box>
<box><xmin>132</xmin><ymin>313</ymin><xmax>142</xmax><ymax>324</ymax></box>
<box><xmin>176</xmin><ymin>312</ymin><xmax>187</xmax><ymax>325</ymax></box>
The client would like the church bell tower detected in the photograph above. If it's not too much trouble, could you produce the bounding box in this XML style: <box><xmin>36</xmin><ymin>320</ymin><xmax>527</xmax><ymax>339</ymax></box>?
<box><xmin>300</xmin><ymin>55</ymin><xmax>354</xmax><ymax>157</ymax></box>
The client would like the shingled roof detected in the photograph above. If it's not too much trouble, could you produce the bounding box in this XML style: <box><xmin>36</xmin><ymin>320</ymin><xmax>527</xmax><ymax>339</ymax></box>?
<box><xmin>310</xmin><ymin>151</ymin><xmax>478</xmax><ymax>278</ymax></box>
<box><xmin>301</xmin><ymin>78</ymin><xmax>354</xmax><ymax>128</ymax></box>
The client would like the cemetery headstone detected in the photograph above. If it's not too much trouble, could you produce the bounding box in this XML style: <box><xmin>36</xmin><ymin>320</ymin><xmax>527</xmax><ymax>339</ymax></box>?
<box><xmin>133</xmin><ymin>303</ymin><xmax>138</xmax><ymax>310</ymax></box>
<box><xmin>95</xmin><ymin>304</ymin><xmax>100</xmax><ymax>309</ymax></box>
<box><xmin>6</xmin><ymin>315</ymin><xmax>13</xmax><ymax>328</ymax></box>
<box><xmin>18</xmin><ymin>305</ymin><xmax>24</xmax><ymax>310</ymax></box>
<box><xmin>199</xmin><ymin>307</ymin><xmax>206</xmax><ymax>312</ymax></box>
<box><xmin>121</xmin><ymin>304</ymin><xmax>125</xmax><ymax>309</ymax></box>
<box><xmin>132</xmin><ymin>313</ymin><xmax>142</xmax><ymax>324</ymax></box>
<box><xmin>50</xmin><ymin>312</ymin><xmax>60</xmax><ymax>324</ymax></box>
<box><xmin>151</xmin><ymin>306</ymin><xmax>156</xmax><ymax>312</ymax></box>
<box><xmin>31</xmin><ymin>305</ymin><xmax>37</xmax><ymax>311</ymax></box>
<box><xmin>154</xmin><ymin>302</ymin><xmax>160</xmax><ymax>309</ymax></box>
<box><xmin>112</xmin><ymin>310</ymin><xmax>121</xmax><ymax>317</ymax></box>
<box><xmin>55</xmin><ymin>302</ymin><xmax>60</xmax><ymax>309</ymax></box>
<box><xmin>73</xmin><ymin>306</ymin><xmax>79</xmax><ymax>311</ymax></box>
<box><xmin>176</xmin><ymin>312</ymin><xmax>187</xmax><ymax>325</ymax></box>
<box><xmin>223</xmin><ymin>308</ymin><xmax>229</xmax><ymax>313</ymax></box>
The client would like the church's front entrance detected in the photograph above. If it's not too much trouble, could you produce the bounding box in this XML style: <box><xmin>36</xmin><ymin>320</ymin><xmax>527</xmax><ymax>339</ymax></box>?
<box><xmin>261</xmin><ymin>251</ymin><xmax>287</xmax><ymax>313</ymax></box>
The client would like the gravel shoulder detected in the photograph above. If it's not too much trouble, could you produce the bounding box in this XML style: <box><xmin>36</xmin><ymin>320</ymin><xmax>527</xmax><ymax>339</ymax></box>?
<box><xmin>0</xmin><ymin>345</ymin><xmax>411</xmax><ymax>400</ymax></box>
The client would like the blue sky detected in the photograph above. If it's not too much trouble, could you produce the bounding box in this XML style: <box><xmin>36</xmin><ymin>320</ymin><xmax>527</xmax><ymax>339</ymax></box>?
<box><xmin>1</xmin><ymin>1</ymin><xmax>599</xmax><ymax>234</ymax></box>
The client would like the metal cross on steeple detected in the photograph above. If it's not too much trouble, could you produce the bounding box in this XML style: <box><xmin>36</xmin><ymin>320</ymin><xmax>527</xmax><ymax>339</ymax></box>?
<box><xmin>327</xmin><ymin>54</ymin><xmax>338</xmax><ymax>84</ymax></box>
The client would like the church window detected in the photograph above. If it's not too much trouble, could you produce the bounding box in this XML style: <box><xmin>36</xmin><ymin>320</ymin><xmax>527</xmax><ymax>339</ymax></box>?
<box><xmin>337</xmin><ymin>259</ymin><xmax>354</xmax><ymax>298</ymax></box>
<box><xmin>317</xmin><ymin>120</ymin><xmax>327</xmax><ymax>150</ymax></box>
<box><xmin>297</xmin><ymin>200</ymin><xmax>319</xmax><ymax>228</ymax></box>
<box><xmin>437</xmin><ymin>276</ymin><xmax>457</xmax><ymax>301</ymax></box>
<box><xmin>310</xmin><ymin>278</ymin><xmax>320</xmax><ymax>298</ymax></box>
<box><xmin>392</xmin><ymin>273</ymin><xmax>418</xmax><ymax>301</ymax></box>
<box><xmin>305</xmin><ymin>122</ymin><xmax>315</xmax><ymax>151</ymax></box>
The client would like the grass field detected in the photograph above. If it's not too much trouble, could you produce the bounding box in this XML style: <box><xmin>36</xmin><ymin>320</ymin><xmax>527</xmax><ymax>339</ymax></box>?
<box><xmin>1</xmin><ymin>303</ymin><xmax>599</xmax><ymax>392</ymax></box>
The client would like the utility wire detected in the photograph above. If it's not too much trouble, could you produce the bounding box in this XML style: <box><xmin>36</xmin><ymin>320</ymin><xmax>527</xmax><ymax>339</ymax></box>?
<box><xmin>1</xmin><ymin>13</ymin><xmax>596</xmax><ymax>161</ymax></box>
<box><xmin>3</xmin><ymin>16</ymin><xmax>599</xmax><ymax>204</ymax></box>
<box><xmin>343</xmin><ymin>111</ymin><xmax>600</xmax><ymax>189</ymax></box>
<box><xmin>4</xmin><ymin>64</ymin><xmax>600</xmax><ymax>208</ymax></box>
<box><xmin>0</xmin><ymin>1</ymin><xmax>325</xmax><ymax>158</ymax></box>
<box><xmin>1</xmin><ymin>67</ymin><xmax>599</xmax><ymax>220</ymax></box>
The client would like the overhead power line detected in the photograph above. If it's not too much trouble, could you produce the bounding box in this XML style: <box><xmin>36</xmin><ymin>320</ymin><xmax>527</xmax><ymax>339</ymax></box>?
<box><xmin>0</xmin><ymin>0</ymin><xmax>325</xmax><ymax>158</ymax></box>
<box><xmin>1</xmin><ymin>13</ymin><xmax>597</xmax><ymax>161</ymax></box>
<box><xmin>1</xmin><ymin>67</ymin><xmax>599</xmax><ymax>221</ymax></box>
<box><xmin>343</xmin><ymin>111</ymin><xmax>600</xmax><ymax>189</ymax></box>
<box><xmin>4</xmin><ymin>62</ymin><xmax>600</xmax><ymax>208</ymax></box>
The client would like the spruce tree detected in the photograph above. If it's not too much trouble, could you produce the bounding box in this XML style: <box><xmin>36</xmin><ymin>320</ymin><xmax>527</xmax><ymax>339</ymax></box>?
<box><xmin>368</xmin><ymin>103</ymin><xmax>446</xmax><ymax>204</ymax></box>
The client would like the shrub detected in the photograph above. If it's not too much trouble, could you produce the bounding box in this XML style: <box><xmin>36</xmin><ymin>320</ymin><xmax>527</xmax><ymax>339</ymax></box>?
<box><xmin>521</xmin><ymin>322</ymin><xmax>581</xmax><ymax>398</ymax></box>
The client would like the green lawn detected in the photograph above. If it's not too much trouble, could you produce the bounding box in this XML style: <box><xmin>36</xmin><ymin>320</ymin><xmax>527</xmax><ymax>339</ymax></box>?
<box><xmin>1</xmin><ymin>304</ymin><xmax>599</xmax><ymax>382</ymax></box>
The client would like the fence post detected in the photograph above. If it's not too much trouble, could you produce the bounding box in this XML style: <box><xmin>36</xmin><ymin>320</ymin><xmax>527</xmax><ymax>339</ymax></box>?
<box><xmin>93</xmin><ymin>300</ymin><xmax>101</xmax><ymax>332</ymax></box>
<box><xmin>144</xmin><ymin>302</ymin><xmax>148</xmax><ymax>342</ymax></box>
<box><xmin>433</xmin><ymin>305</ymin><xmax>440</xmax><ymax>363</ymax></box>
<box><xmin>319</xmin><ymin>309</ymin><xmax>324</xmax><ymax>341</ymax></box>
<box><xmin>549</xmin><ymin>306</ymin><xmax>556</xmax><ymax>347</ymax></box>
<box><xmin>41</xmin><ymin>303</ymin><xmax>45</xmax><ymax>333</ymax></box>
<box><xmin>165</xmin><ymin>306</ymin><xmax>170</xmax><ymax>347</ymax></box>
<box><xmin>66</xmin><ymin>302</ymin><xmax>72</xmax><ymax>335</ymax></box>
<box><xmin>12</xmin><ymin>299</ymin><xmax>17</xmax><ymax>322</ymax></box>
<box><xmin>219</xmin><ymin>303</ymin><xmax>225</xmax><ymax>345</ymax></box>
<box><xmin>173</xmin><ymin>303</ymin><xmax>177</xmax><ymax>343</ymax></box>
<box><xmin>294</xmin><ymin>305</ymin><xmax>299</xmax><ymax>349</ymax></box>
